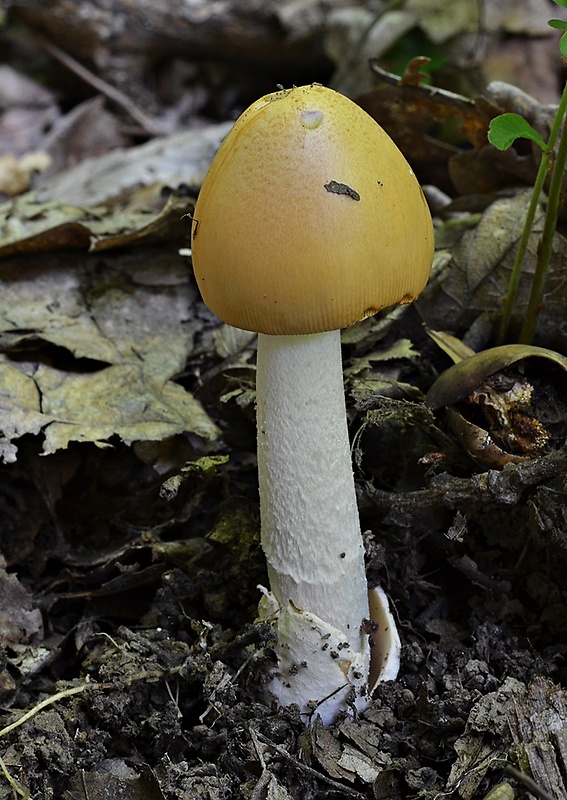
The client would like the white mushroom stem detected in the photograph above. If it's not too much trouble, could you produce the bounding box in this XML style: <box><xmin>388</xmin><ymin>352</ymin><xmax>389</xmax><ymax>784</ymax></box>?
<box><xmin>257</xmin><ymin>330</ymin><xmax>368</xmax><ymax>637</ymax></box>
<box><xmin>256</xmin><ymin>330</ymin><xmax>400</xmax><ymax>723</ymax></box>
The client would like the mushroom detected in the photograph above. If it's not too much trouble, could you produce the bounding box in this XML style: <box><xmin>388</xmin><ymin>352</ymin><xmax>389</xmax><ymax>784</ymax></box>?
<box><xmin>191</xmin><ymin>84</ymin><xmax>433</xmax><ymax>724</ymax></box>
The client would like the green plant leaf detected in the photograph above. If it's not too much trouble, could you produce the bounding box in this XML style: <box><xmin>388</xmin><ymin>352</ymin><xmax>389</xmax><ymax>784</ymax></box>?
<box><xmin>551</xmin><ymin>0</ymin><xmax>567</xmax><ymax>9</ymax></box>
<box><xmin>488</xmin><ymin>113</ymin><xmax>547</xmax><ymax>152</ymax></box>
<box><xmin>547</xmin><ymin>21</ymin><xmax>567</xmax><ymax>57</ymax></box>
<box><xmin>548</xmin><ymin>18</ymin><xmax>567</xmax><ymax>31</ymax></box>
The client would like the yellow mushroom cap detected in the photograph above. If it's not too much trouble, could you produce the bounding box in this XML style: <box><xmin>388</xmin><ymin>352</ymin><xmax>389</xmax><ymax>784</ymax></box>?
<box><xmin>191</xmin><ymin>84</ymin><xmax>434</xmax><ymax>335</ymax></box>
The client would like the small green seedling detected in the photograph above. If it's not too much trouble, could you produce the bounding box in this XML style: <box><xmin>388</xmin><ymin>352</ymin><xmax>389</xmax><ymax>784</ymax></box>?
<box><xmin>488</xmin><ymin>0</ymin><xmax>567</xmax><ymax>344</ymax></box>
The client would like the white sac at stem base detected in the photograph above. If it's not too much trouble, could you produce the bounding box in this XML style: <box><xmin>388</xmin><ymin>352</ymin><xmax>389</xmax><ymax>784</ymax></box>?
<box><xmin>258</xmin><ymin>584</ymin><xmax>401</xmax><ymax>726</ymax></box>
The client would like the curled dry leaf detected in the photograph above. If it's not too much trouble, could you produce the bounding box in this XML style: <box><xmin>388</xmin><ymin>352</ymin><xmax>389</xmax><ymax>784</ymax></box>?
<box><xmin>426</xmin><ymin>344</ymin><xmax>567</xmax><ymax>468</ymax></box>
<box><xmin>0</xmin><ymin>193</ymin><xmax>197</xmax><ymax>258</ymax></box>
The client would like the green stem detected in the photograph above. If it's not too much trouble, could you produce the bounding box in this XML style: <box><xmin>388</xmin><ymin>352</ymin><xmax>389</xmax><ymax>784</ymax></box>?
<box><xmin>497</xmin><ymin>79</ymin><xmax>567</xmax><ymax>343</ymax></box>
<box><xmin>519</xmin><ymin>89</ymin><xmax>567</xmax><ymax>344</ymax></box>
<box><xmin>496</xmin><ymin>161</ymin><xmax>549</xmax><ymax>341</ymax></box>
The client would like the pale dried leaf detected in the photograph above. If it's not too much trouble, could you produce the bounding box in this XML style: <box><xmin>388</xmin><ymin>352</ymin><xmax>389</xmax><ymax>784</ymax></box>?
<box><xmin>426</xmin><ymin>330</ymin><xmax>476</xmax><ymax>363</ymax></box>
<box><xmin>484</xmin><ymin>0</ymin><xmax>562</xmax><ymax>35</ymax></box>
<box><xmin>0</xmin><ymin>360</ymin><xmax>45</xmax><ymax>462</ymax></box>
<box><xmin>0</xmin><ymin>250</ymin><xmax>218</xmax><ymax>461</ymax></box>
<box><xmin>265</xmin><ymin>773</ymin><xmax>294</xmax><ymax>800</ymax></box>
<box><xmin>410</xmin><ymin>0</ymin><xmax>555</xmax><ymax>44</ymax></box>
<box><xmin>34</xmin><ymin>122</ymin><xmax>232</xmax><ymax>206</ymax></box>
<box><xmin>337</xmin><ymin>745</ymin><xmax>380</xmax><ymax>783</ymax></box>
<box><xmin>0</xmin><ymin>66</ymin><xmax>59</xmax><ymax>158</ymax></box>
<box><xmin>365</xmin><ymin>338</ymin><xmax>419</xmax><ymax>362</ymax></box>
<box><xmin>212</xmin><ymin>324</ymin><xmax>256</xmax><ymax>359</ymax></box>
<box><xmin>39</xmin><ymin>364</ymin><xmax>216</xmax><ymax>454</ymax></box>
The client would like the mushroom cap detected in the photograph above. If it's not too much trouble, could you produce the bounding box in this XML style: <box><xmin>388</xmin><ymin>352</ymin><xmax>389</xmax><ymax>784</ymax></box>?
<box><xmin>191</xmin><ymin>84</ymin><xmax>434</xmax><ymax>335</ymax></box>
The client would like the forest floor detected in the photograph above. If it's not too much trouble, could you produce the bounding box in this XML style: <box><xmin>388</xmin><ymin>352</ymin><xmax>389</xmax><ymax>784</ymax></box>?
<box><xmin>0</xmin><ymin>2</ymin><xmax>567</xmax><ymax>798</ymax></box>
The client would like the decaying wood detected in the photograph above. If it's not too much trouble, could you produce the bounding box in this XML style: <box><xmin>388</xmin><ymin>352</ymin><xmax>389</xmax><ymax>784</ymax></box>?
<box><xmin>371</xmin><ymin>446</ymin><xmax>567</xmax><ymax>527</ymax></box>
<box><xmin>445</xmin><ymin>677</ymin><xmax>523</xmax><ymax>799</ymax></box>
<box><xmin>508</xmin><ymin>677</ymin><xmax>567</xmax><ymax>800</ymax></box>
<box><xmin>10</xmin><ymin>0</ymin><xmax>357</xmax><ymax>69</ymax></box>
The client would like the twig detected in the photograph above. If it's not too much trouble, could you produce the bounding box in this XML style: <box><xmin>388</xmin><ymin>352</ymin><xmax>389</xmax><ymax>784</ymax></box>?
<box><xmin>33</xmin><ymin>33</ymin><xmax>168</xmax><ymax>136</ymax></box>
<box><xmin>368</xmin><ymin>59</ymin><xmax>477</xmax><ymax>113</ymax></box>
<box><xmin>0</xmin><ymin>683</ymin><xmax>92</xmax><ymax>739</ymax></box>
<box><xmin>0</xmin><ymin>755</ymin><xmax>29</xmax><ymax>799</ymax></box>
<box><xmin>253</xmin><ymin>730</ymin><xmax>366</xmax><ymax>798</ymax></box>
<box><xmin>0</xmin><ymin>683</ymin><xmax>96</xmax><ymax>800</ymax></box>
<box><xmin>504</xmin><ymin>765</ymin><xmax>558</xmax><ymax>800</ymax></box>
<box><xmin>371</xmin><ymin>445</ymin><xmax>567</xmax><ymax>517</ymax></box>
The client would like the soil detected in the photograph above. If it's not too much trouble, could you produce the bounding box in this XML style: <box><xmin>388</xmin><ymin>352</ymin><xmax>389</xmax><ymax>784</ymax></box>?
<box><xmin>2</xmin><ymin>3</ymin><xmax>567</xmax><ymax>798</ymax></box>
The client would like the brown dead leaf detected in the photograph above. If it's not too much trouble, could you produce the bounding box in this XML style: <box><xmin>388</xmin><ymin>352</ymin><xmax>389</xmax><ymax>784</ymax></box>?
<box><xmin>0</xmin><ymin>569</ymin><xmax>43</xmax><ymax>646</ymax></box>
<box><xmin>358</xmin><ymin>64</ymin><xmax>557</xmax><ymax>195</ymax></box>
<box><xmin>412</xmin><ymin>0</ymin><xmax>480</xmax><ymax>44</ymax></box>
<box><xmin>357</xmin><ymin>60</ymin><xmax>489</xmax><ymax>190</ymax></box>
